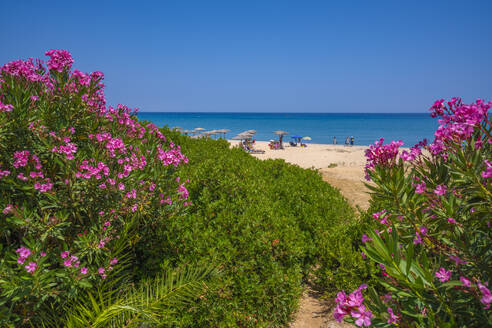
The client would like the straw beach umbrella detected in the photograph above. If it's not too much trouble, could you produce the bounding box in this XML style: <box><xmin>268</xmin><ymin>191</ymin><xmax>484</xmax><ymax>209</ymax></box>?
<box><xmin>216</xmin><ymin>129</ymin><xmax>230</xmax><ymax>139</ymax></box>
<box><xmin>302</xmin><ymin>136</ymin><xmax>312</xmax><ymax>141</ymax></box>
<box><xmin>273</xmin><ymin>130</ymin><xmax>288</xmax><ymax>149</ymax></box>
<box><xmin>194</xmin><ymin>127</ymin><xmax>206</xmax><ymax>132</ymax></box>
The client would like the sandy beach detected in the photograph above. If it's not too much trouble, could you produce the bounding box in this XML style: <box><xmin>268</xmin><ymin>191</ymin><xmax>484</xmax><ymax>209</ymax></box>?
<box><xmin>229</xmin><ymin>140</ymin><xmax>371</xmax><ymax>211</ymax></box>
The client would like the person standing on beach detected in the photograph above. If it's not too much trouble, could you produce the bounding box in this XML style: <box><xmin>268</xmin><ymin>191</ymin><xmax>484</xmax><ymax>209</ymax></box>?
<box><xmin>350</xmin><ymin>136</ymin><xmax>354</xmax><ymax>146</ymax></box>
<box><xmin>333</xmin><ymin>136</ymin><xmax>337</xmax><ymax>145</ymax></box>
<box><xmin>345</xmin><ymin>136</ymin><xmax>349</xmax><ymax>146</ymax></box>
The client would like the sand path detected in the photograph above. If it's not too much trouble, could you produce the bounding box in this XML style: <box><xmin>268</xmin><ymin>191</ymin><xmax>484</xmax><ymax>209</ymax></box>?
<box><xmin>229</xmin><ymin>141</ymin><xmax>370</xmax><ymax>327</ymax></box>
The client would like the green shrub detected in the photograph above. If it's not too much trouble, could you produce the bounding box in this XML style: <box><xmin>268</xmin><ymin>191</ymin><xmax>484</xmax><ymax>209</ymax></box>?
<box><xmin>137</xmin><ymin>130</ymin><xmax>370</xmax><ymax>326</ymax></box>
<box><xmin>0</xmin><ymin>50</ymin><xmax>192</xmax><ymax>327</ymax></box>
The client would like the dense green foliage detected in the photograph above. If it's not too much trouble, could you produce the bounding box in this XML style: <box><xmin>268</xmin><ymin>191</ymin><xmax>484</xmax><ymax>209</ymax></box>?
<box><xmin>137</xmin><ymin>129</ymin><xmax>374</xmax><ymax>326</ymax></box>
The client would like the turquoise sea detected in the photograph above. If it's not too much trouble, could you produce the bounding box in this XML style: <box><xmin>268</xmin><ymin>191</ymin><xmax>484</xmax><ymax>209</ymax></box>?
<box><xmin>137</xmin><ymin>112</ymin><xmax>437</xmax><ymax>146</ymax></box>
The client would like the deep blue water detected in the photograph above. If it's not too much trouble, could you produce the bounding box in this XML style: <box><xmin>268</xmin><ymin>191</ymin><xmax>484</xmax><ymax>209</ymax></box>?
<box><xmin>136</xmin><ymin>112</ymin><xmax>437</xmax><ymax>146</ymax></box>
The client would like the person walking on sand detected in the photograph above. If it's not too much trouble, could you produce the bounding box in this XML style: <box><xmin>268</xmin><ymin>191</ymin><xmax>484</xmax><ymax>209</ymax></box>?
<box><xmin>333</xmin><ymin>136</ymin><xmax>337</xmax><ymax>145</ymax></box>
<box><xmin>350</xmin><ymin>136</ymin><xmax>354</xmax><ymax>146</ymax></box>
<box><xmin>345</xmin><ymin>136</ymin><xmax>349</xmax><ymax>146</ymax></box>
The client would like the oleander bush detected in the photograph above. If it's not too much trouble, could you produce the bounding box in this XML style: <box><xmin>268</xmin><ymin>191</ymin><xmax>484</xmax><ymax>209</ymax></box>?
<box><xmin>335</xmin><ymin>98</ymin><xmax>492</xmax><ymax>327</ymax></box>
<box><xmin>0</xmin><ymin>50</ymin><xmax>205</xmax><ymax>327</ymax></box>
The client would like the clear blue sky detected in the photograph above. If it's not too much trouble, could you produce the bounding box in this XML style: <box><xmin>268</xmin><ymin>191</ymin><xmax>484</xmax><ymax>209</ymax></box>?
<box><xmin>1</xmin><ymin>0</ymin><xmax>491</xmax><ymax>112</ymax></box>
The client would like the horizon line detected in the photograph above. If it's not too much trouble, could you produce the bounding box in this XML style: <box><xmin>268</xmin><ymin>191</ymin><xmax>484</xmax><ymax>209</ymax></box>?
<box><xmin>137</xmin><ymin>111</ymin><xmax>431</xmax><ymax>115</ymax></box>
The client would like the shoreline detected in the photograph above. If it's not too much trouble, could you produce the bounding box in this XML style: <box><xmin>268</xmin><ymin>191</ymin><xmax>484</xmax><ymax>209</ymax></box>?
<box><xmin>228</xmin><ymin>140</ymin><xmax>368</xmax><ymax>169</ymax></box>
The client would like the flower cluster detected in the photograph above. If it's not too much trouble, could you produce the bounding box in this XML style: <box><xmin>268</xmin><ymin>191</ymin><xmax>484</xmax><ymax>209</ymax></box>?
<box><xmin>45</xmin><ymin>49</ymin><xmax>74</xmax><ymax>72</ymax></box>
<box><xmin>334</xmin><ymin>284</ymin><xmax>372</xmax><ymax>327</ymax></box>
<box><xmin>429</xmin><ymin>98</ymin><xmax>491</xmax><ymax>155</ymax></box>
<box><xmin>364</xmin><ymin>138</ymin><xmax>403</xmax><ymax>180</ymax></box>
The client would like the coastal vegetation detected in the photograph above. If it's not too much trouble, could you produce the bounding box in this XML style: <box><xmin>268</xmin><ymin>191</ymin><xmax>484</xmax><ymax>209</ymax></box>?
<box><xmin>0</xmin><ymin>50</ymin><xmax>370</xmax><ymax>327</ymax></box>
<box><xmin>3</xmin><ymin>49</ymin><xmax>489</xmax><ymax>328</ymax></box>
<box><xmin>335</xmin><ymin>99</ymin><xmax>492</xmax><ymax>327</ymax></box>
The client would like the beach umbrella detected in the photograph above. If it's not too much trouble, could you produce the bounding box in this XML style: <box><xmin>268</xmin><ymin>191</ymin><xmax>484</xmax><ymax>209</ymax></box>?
<box><xmin>194</xmin><ymin>127</ymin><xmax>206</xmax><ymax>131</ymax></box>
<box><xmin>302</xmin><ymin>136</ymin><xmax>312</xmax><ymax>141</ymax></box>
<box><xmin>291</xmin><ymin>136</ymin><xmax>302</xmax><ymax>146</ymax></box>
<box><xmin>245</xmin><ymin>129</ymin><xmax>257</xmax><ymax>134</ymax></box>
<box><xmin>207</xmin><ymin>130</ymin><xmax>220</xmax><ymax>139</ymax></box>
<box><xmin>273</xmin><ymin>130</ymin><xmax>288</xmax><ymax>149</ymax></box>
<box><xmin>216</xmin><ymin>129</ymin><xmax>231</xmax><ymax>139</ymax></box>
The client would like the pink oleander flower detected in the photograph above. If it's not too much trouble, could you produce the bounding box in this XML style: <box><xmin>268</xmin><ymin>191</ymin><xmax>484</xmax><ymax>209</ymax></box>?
<box><xmin>13</xmin><ymin>150</ymin><xmax>30</xmax><ymax>168</ymax></box>
<box><xmin>0</xmin><ymin>100</ymin><xmax>14</xmax><ymax>112</ymax></box>
<box><xmin>80</xmin><ymin>267</ymin><xmax>88</xmax><ymax>275</ymax></box>
<box><xmin>413</xmin><ymin>232</ymin><xmax>423</xmax><ymax>245</ymax></box>
<box><xmin>17</xmin><ymin>173</ymin><xmax>28</xmax><ymax>181</ymax></box>
<box><xmin>98</xmin><ymin>267</ymin><xmax>105</xmax><ymax>275</ymax></box>
<box><xmin>372</xmin><ymin>209</ymin><xmax>388</xmax><ymax>225</ymax></box>
<box><xmin>429</xmin><ymin>98</ymin><xmax>490</xmax><ymax>155</ymax></box>
<box><xmin>387</xmin><ymin>307</ymin><xmax>399</xmax><ymax>325</ymax></box>
<box><xmin>383</xmin><ymin>293</ymin><xmax>392</xmax><ymax>303</ymax></box>
<box><xmin>3</xmin><ymin>204</ymin><xmax>13</xmax><ymax>214</ymax></box>
<box><xmin>419</xmin><ymin>226</ymin><xmax>428</xmax><ymax>236</ymax></box>
<box><xmin>60</xmin><ymin>251</ymin><xmax>69</xmax><ymax>258</ymax></box>
<box><xmin>25</xmin><ymin>262</ymin><xmax>37</xmax><ymax>273</ymax></box>
<box><xmin>34</xmin><ymin>181</ymin><xmax>53</xmax><ymax>193</ymax></box>
<box><xmin>16</xmin><ymin>246</ymin><xmax>31</xmax><ymax>259</ymax></box>
<box><xmin>351</xmin><ymin>305</ymin><xmax>372</xmax><ymax>327</ymax></box>
<box><xmin>361</xmin><ymin>234</ymin><xmax>372</xmax><ymax>243</ymax></box>
<box><xmin>478</xmin><ymin>281</ymin><xmax>492</xmax><ymax>309</ymax></box>
<box><xmin>333</xmin><ymin>284</ymin><xmax>368</xmax><ymax>323</ymax></box>
<box><xmin>126</xmin><ymin>189</ymin><xmax>137</xmax><ymax>199</ymax></box>
<box><xmin>434</xmin><ymin>184</ymin><xmax>447</xmax><ymax>196</ymax></box>
<box><xmin>460</xmin><ymin>276</ymin><xmax>471</xmax><ymax>287</ymax></box>
<box><xmin>118</xmin><ymin>183</ymin><xmax>125</xmax><ymax>191</ymax></box>
<box><xmin>45</xmin><ymin>49</ymin><xmax>73</xmax><ymax>72</ymax></box>
<box><xmin>435</xmin><ymin>267</ymin><xmax>451</xmax><ymax>282</ymax></box>
<box><xmin>177</xmin><ymin>183</ymin><xmax>189</xmax><ymax>200</ymax></box>
<box><xmin>0</xmin><ymin>169</ymin><xmax>11</xmax><ymax>178</ymax></box>
<box><xmin>448</xmin><ymin>217</ymin><xmax>457</xmax><ymax>224</ymax></box>
<box><xmin>131</xmin><ymin>204</ymin><xmax>138</xmax><ymax>212</ymax></box>
<box><xmin>364</xmin><ymin>138</ymin><xmax>403</xmax><ymax>180</ymax></box>
<box><xmin>482</xmin><ymin>160</ymin><xmax>492</xmax><ymax>179</ymax></box>
<box><xmin>40</xmin><ymin>251</ymin><xmax>46</xmax><ymax>257</ymax></box>
<box><xmin>64</xmin><ymin>258</ymin><xmax>72</xmax><ymax>267</ymax></box>
<box><xmin>98</xmin><ymin>240</ymin><xmax>105</xmax><ymax>248</ymax></box>
<box><xmin>110</xmin><ymin>257</ymin><xmax>118</xmax><ymax>265</ymax></box>
<box><xmin>415</xmin><ymin>182</ymin><xmax>426</xmax><ymax>194</ymax></box>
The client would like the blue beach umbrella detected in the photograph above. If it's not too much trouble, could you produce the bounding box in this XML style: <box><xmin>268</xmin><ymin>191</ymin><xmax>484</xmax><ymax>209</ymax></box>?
<box><xmin>291</xmin><ymin>136</ymin><xmax>302</xmax><ymax>145</ymax></box>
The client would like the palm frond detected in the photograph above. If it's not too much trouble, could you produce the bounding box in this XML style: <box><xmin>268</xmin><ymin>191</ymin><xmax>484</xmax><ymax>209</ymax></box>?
<box><xmin>55</xmin><ymin>264</ymin><xmax>217</xmax><ymax>328</ymax></box>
